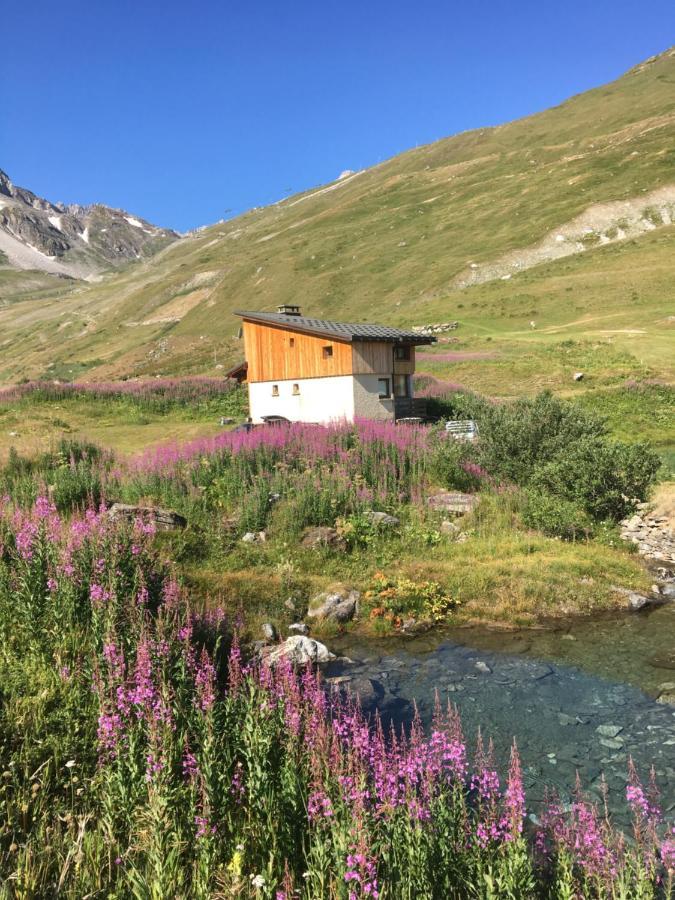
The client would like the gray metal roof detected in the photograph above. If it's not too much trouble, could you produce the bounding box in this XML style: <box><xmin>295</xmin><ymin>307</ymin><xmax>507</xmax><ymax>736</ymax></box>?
<box><xmin>234</xmin><ymin>310</ymin><xmax>436</xmax><ymax>344</ymax></box>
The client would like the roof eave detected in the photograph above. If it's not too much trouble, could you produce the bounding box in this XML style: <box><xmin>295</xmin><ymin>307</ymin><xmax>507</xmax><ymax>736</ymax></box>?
<box><xmin>235</xmin><ymin>311</ymin><xmax>437</xmax><ymax>345</ymax></box>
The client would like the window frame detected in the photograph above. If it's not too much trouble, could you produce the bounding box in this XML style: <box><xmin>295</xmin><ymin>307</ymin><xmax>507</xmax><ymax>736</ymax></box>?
<box><xmin>292</xmin><ymin>383</ymin><xmax>300</xmax><ymax>396</ymax></box>
<box><xmin>394</xmin><ymin>345</ymin><xmax>411</xmax><ymax>361</ymax></box>
<box><xmin>322</xmin><ymin>345</ymin><xmax>333</xmax><ymax>359</ymax></box>
<box><xmin>271</xmin><ymin>384</ymin><xmax>279</xmax><ymax>397</ymax></box>
<box><xmin>377</xmin><ymin>378</ymin><xmax>391</xmax><ymax>399</ymax></box>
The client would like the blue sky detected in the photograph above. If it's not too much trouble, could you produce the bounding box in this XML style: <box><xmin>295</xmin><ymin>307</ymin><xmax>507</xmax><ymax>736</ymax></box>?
<box><xmin>3</xmin><ymin>1</ymin><xmax>674</xmax><ymax>231</ymax></box>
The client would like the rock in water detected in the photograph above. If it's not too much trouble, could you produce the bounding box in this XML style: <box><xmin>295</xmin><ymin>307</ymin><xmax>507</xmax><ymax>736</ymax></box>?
<box><xmin>262</xmin><ymin>636</ymin><xmax>335</xmax><ymax>666</ymax></box>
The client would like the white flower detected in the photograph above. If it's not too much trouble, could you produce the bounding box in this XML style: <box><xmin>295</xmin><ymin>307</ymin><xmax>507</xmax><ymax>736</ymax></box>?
<box><xmin>250</xmin><ymin>874</ymin><xmax>265</xmax><ymax>888</ymax></box>
<box><xmin>65</xmin><ymin>760</ymin><xmax>76</xmax><ymax>769</ymax></box>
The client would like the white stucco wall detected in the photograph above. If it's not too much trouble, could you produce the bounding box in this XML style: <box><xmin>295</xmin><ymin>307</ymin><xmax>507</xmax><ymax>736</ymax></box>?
<box><xmin>248</xmin><ymin>376</ymin><xmax>356</xmax><ymax>424</ymax></box>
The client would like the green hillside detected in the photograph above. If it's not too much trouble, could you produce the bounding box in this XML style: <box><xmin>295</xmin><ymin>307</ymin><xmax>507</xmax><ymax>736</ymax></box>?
<box><xmin>0</xmin><ymin>46</ymin><xmax>674</xmax><ymax>390</ymax></box>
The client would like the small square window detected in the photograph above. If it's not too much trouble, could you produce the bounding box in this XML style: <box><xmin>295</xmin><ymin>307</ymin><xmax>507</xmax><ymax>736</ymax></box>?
<box><xmin>377</xmin><ymin>378</ymin><xmax>390</xmax><ymax>399</ymax></box>
<box><xmin>272</xmin><ymin>384</ymin><xmax>279</xmax><ymax>397</ymax></box>
<box><xmin>394</xmin><ymin>346</ymin><xmax>411</xmax><ymax>361</ymax></box>
<box><xmin>322</xmin><ymin>345</ymin><xmax>333</xmax><ymax>359</ymax></box>
<box><xmin>292</xmin><ymin>383</ymin><xmax>300</xmax><ymax>395</ymax></box>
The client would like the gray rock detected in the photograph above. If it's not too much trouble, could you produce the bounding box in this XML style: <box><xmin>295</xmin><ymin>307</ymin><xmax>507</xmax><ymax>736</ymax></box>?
<box><xmin>242</xmin><ymin>531</ymin><xmax>266</xmax><ymax>544</ymax></box>
<box><xmin>288</xmin><ymin>622</ymin><xmax>309</xmax><ymax>636</ymax></box>
<box><xmin>365</xmin><ymin>510</ymin><xmax>400</xmax><ymax>528</ymax></box>
<box><xmin>107</xmin><ymin>503</ymin><xmax>186</xmax><ymax>530</ymax></box>
<box><xmin>427</xmin><ymin>491</ymin><xmax>479</xmax><ymax>516</ymax></box>
<box><xmin>261</xmin><ymin>623</ymin><xmax>277</xmax><ymax>642</ymax></box>
<box><xmin>307</xmin><ymin>587</ymin><xmax>360</xmax><ymax>623</ymax></box>
<box><xmin>596</xmin><ymin>724</ymin><xmax>623</xmax><ymax>738</ymax></box>
<box><xmin>262</xmin><ymin>636</ymin><xmax>335</xmax><ymax>666</ymax></box>
<box><xmin>300</xmin><ymin>526</ymin><xmax>346</xmax><ymax>551</ymax></box>
<box><xmin>599</xmin><ymin>737</ymin><xmax>625</xmax><ymax>750</ymax></box>
<box><xmin>612</xmin><ymin>586</ymin><xmax>651</xmax><ymax>610</ymax></box>
<box><xmin>573</xmin><ymin>372</ymin><xmax>584</xmax><ymax>382</ymax></box>
<box><xmin>400</xmin><ymin>618</ymin><xmax>433</xmax><ymax>635</ymax></box>
<box><xmin>475</xmin><ymin>660</ymin><xmax>492</xmax><ymax>674</ymax></box>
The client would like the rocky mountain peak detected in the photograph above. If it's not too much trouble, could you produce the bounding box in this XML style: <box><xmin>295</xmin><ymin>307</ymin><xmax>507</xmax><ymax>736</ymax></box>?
<box><xmin>0</xmin><ymin>169</ymin><xmax>179</xmax><ymax>281</ymax></box>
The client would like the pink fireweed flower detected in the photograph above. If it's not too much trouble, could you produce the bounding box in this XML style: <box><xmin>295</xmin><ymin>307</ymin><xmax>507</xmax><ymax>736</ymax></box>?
<box><xmin>194</xmin><ymin>647</ymin><xmax>216</xmax><ymax>712</ymax></box>
<box><xmin>308</xmin><ymin>789</ymin><xmax>334</xmax><ymax>821</ymax></box>
<box><xmin>230</xmin><ymin>761</ymin><xmax>246</xmax><ymax>802</ymax></box>
<box><xmin>504</xmin><ymin>742</ymin><xmax>526</xmax><ymax>839</ymax></box>
<box><xmin>90</xmin><ymin>583</ymin><xmax>111</xmax><ymax>607</ymax></box>
<box><xmin>194</xmin><ymin>815</ymin><xmax>216</xmax><ymax>839</ymax></box>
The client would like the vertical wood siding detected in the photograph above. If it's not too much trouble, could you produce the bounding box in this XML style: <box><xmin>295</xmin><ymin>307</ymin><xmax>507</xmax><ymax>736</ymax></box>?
<box><xmin>242</xmin><ymin>320</ymin><xmax>417</xmax><ymax>382</ymax></box>
<box><xmin>243</xmin><ymin>321</ymin><xmax>353</xmax><ymax>382</ymax></box>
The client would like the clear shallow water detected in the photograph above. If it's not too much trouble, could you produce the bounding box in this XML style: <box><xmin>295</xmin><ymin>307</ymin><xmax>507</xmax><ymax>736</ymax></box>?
<box><xmin>326</xmin><ymin>603</ymin><xmax>675</xmax><ymax>827</ymax></box>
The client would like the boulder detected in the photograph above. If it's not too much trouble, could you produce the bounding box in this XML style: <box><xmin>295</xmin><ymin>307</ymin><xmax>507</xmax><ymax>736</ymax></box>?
<box><xmin>611</xmin><ymin>586</ymin><xmax>652</xmax><ymax>611</ymax></box>
<box><xmin>107</xmin><ymin>503</ymin><xmax>186</xmax><ymax>531</ymax></box>
<box><xmin>242</xmin><ymin>531</ymin><xmax>266</xmax><ymax>544</ymax></box>
<box><xmin>573</xmin><ymin>372</ymin><xmax>584</xmax><ymax>382</ymax></box>
<box><xmin>364</xmin><ymin>510</ymin><xmax>400</xmax><ymax>528</ymax></box>
<box><xmin>307</xmin><ymin>588</ymin><xmax>360</xmax><ymax>623</ymax></box>
<box><xmin>300</xmin><ymin>526</ymin><xmax>346</xmax><ymax>551</ymax></box>
<box><xmin>262</xmin><ymin>636</ymin><xmax>335</xmax><ymax>666</ymax></box>
<box><xmin>261</xmin><ymin>623</ymin><xmax>278</xmax><ymax>642</ymax></box>
<box><xmin>427</xmin><ymin>491</ymin><xmax>479</xmax><ymax>516</ymax></box>
<box><xmin>400</xmin><ymin>618</ymin><xmax>433</xmax><ymax>635</ymax></box>
<box><xmin>288</xmin><ymin>622</ymin><xmax>309</xmax><ymax>636</ymax></box>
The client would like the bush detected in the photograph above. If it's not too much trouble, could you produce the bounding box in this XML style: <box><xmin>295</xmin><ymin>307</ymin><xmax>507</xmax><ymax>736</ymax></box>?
<box><xmin>522</xmin><ymin>489</ymin><xmax>592</xmax><ymax>540</ymax></box>
<box><xmin>471</xmin><ymin>392</ymin><xmax>607</xmax><ymax>485</ymax></box>
<box><xmin>530</xmin><ymin>437</ymin><xmax>661</xmax><ymax>522</ymax></box>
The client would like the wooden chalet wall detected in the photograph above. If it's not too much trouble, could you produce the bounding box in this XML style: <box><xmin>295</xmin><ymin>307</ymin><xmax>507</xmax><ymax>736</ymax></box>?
<box><xmin>243</xmin><ymin>320</ymin><xmax>417</xmax><ymax>382</ymax></box>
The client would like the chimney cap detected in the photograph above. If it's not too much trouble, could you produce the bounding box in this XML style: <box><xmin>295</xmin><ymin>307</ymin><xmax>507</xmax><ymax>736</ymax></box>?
<box><xmin>277</xmin><ymin>304</ymin><xmax>301</xmax><ymax>316</ymax></box>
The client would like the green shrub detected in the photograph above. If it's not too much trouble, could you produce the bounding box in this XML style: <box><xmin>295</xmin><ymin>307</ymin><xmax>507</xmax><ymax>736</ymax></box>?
<box><xmin>530</xmin><ymin>437</ymin><xmax>661</xmax><ymax>522</ymax></box>
<box><xmin>522</xmin><ymin>490</ymin><xmax>592</xmax><ymax>540</ymax></box>
<box><xmin>473</xmin><ymin>392</ymin><xmax>607</xmax><ymax>485</ymax></box>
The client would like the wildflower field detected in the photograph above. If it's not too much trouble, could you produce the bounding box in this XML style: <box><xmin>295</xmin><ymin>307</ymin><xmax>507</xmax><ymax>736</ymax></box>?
<box><xmin>0</xmin><ymin>381</ymin><xmax>672</xmax><ymax>895</ymax></box>
<box><xmin>0</xmin><ymin>497</ymin><xmax>673</xmax><ymax>897</ymax></box>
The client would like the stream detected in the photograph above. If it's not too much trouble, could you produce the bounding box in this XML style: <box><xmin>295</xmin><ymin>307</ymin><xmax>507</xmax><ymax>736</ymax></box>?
<box><xmin>325</xmin><ymin>602</ymin><xmax>675</xmax><ymax>828</ymax></box>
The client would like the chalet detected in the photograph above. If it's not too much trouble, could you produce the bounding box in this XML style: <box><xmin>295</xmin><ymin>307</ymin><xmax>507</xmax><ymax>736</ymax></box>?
<box><xmin>234</xmin><ymin>306</ymin><xmax>436</xmax><ymax>424</ymax></box>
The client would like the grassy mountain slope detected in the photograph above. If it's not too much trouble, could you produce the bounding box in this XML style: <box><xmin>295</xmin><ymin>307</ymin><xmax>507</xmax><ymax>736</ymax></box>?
<box><xmin>0</xmin><ymin>47</ymin><xmax>674</xmax><ymax>388</ymax></box>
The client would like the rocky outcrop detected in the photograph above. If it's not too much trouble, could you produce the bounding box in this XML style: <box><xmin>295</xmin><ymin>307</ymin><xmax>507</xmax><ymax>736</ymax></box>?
<box><xmin>412</xmin><ymin>322</ymin><xmax>459</xmax><ymax>335</ymax></box>
<box><xmin>0</xmin><ymin>168</ymin><xmax>178</xmax><ymax>281</ymax></box>
<box><xmin>620</xmin><ymin>508</ymin><xmax>675</xmax><ymax>564</ymax></box>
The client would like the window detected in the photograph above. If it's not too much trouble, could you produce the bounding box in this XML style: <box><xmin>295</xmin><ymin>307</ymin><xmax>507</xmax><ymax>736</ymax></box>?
<box><xmin>377</xmin><ymin>378</ymin><xmax>391</xmax><ymax>399</ymax></box>
<box><xmin>289</xmin><ymin>337</ymin><xmax>295</xmax><ymax>348</ymax></box>
<box><xmin>394</xmin><ymin>346</ymin><xmax>411</xmax><ymax>361</ymax></box>
<box><xmin>322</xmin><ymin>345</ymin><xmax>333</xmax><ymax>359</ymax></box>
<box><xmin>292</xmin><ymin>383</ymin><xmax>300</xmax><ymax>395</ymax></box>
<box><xmin>394</xmin><ymin>375</ymin><xmax>409</xmax><ymax>397</ymax></box>
<box><xmin>272</xmin><ymin>384</ymin><xmax>279</xmax><ymax>397</ymax></box>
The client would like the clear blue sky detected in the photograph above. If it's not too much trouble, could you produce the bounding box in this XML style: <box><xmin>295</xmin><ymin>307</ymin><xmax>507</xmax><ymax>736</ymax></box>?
<box><xmin>3</xmin><ymin>0</ymin><xmax>673</xmax><ymax>232</ymax></box>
